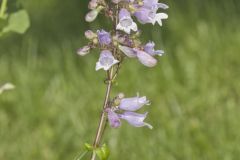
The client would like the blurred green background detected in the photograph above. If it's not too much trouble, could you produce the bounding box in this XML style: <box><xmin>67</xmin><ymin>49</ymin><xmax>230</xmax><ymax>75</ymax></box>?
<box><xmin>0</xmin><ymin>0</ymin><xmax>240</xmax><ymax>159</ymax></box>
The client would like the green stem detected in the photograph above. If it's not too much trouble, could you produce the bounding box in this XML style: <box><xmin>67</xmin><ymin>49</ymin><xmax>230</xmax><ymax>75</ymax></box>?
<box><xmin>0</xmin><ymin>0</ymin><xmax>7</xmax><ymax>18</ymax></box>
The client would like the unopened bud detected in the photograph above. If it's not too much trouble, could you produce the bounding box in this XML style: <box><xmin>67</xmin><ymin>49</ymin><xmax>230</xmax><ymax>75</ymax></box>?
<box><xmin>114</xmin><ymin>98</ymin><xmax>121</xmax><ymax>106</ymax></box>
<box><xmin>85</xmin><ymin>30</ymin><xmax>97</xmax><ymax>39</ymax></box>
<box><xmin>85</xmin><ymin>9</ymin><xmax>99</xmax><ymax>22</ymax></box>
<box><xmin>88</xmin><ymin>0</ymin><xmax>98</xmax><ymax>10</ymax></box>
<box><xmin>118</xmin><ymin>93</ymin><xmax>125</xmax><ymax>99</ymax></box>
<box><xmin>77</xmin><ymin>45</ymin><xmax>91</xmax><ymax>56</ymax></box>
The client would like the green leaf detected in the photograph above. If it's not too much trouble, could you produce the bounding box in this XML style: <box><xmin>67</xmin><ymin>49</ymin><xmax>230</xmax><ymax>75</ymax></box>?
<box><xmin>2</xmin><ymin>9</ymin><xmax>30</xmax><ymax>34</ymax></box>
<box><xmin>84</xmin><ymin>143</ymin><xmax>94</xmax><ymax>151</ymax></box>
<box><xmin>95</xmin><ymin>144</ymin><xmax>110</xmax><ymax>160</ymax></box>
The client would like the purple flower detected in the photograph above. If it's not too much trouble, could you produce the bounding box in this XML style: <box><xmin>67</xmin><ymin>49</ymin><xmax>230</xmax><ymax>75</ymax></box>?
<box><xmin>134</xmin><ymin>8</ymin><xmax>168</xmax><ymax>25</ymax></box>
<box><xmin>97</xmin><ymin>30</ymin><xmax>112</xmax><ymax>45</ymax></box>
<box><xmin>119</xmin><ymin>45</ymin><xmax>158</xmax><ymax>67</ymax></box>
<box><xmin>119</xmin><ymin>112</ymin><xmax>153</xmax><ymax>129</ymax></box>
<box><xmin>119</xmin><ymin>95</ymin><xmax>150</xmax><ymax>111</ymax></box>
<box><xmin>112</xmin><ymin>0</ymin><xmax>134</xmax><ymax>3</ymax></box>
<box><xmin>106</xmin><ymin>108</ymin><xmax>121</xmax><ymax>128</ymax></box>
<box><xmin>134</xmin><ymin>48</ymin><xmax>157</xmax><ymax>67</ymax></box>
<box><xmin>134</xmin><ymin>1</ymin><xmax>168</xmax><ymax>25</ymax></box>
<box><xmin>119</xmin><ymin>45</ymin><xmax>136</xmax><ymax>58</ymax></box>
<box><xmin>144</xmin><ymin>41</ymin><xmax>164</xmax><ymax>56</ymax></box>
<box><xmin>96</xmin><ymin>50</ymin><xmax>119</xmax><ymax>71</ymax></box>
<box><xmin>143</xmin><ymin>0</ymin><xmax>169</xmax><ymax>10</ymax></box>
<box><xmin>77</xmin><ymin>45</ymin><xmax>91</xmax><ymax>56</ymax></box>
<box><xmin>117</xmin><ymin>9</ymin><xmax>138</xmax><ymax>34</ymax></box>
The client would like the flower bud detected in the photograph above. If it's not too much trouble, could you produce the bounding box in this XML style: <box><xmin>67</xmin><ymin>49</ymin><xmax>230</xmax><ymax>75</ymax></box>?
<box><xmin>88</xmin><ymin>0</ymin><xmax>98</xmax><ymax>10</ymax></box>
<box><xmin>77</xmin><ymin>46</ymin><xmax>91</xmax><ymax>56</ymax></box>
<box><xmin>118</xmin><ymin>93</ymin><xmax>125</xmax><ymax>99</ymax></box>
<box><xmin>114</xmin><ymin>98</ymin><xmax>121</xmax><ymax>106</ymax></box>
<box><xmin>85</xmin><ymin>9</ymin><xmax>99</xmax><ymax>22</ymax></box>
<box><xmin>85</xmin><ymin>30</ymin><xmax>97</xmax><ymax>40</ymax></box>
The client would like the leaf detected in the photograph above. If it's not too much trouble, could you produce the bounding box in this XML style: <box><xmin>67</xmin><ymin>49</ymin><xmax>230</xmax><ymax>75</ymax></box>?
<box><xmin>95</xmin><ymin>144</ymin><xmax>110</xmax><ymax>160</ymax></box>
<box><xmin>2</xmin><ymin>9</ymin><xmax>30</xmax><ymax>34</ymax></box>
<box><xmin>84</xmin><ymin>143</ymin><xmax>94</xmax><ymax>151</ymax></box>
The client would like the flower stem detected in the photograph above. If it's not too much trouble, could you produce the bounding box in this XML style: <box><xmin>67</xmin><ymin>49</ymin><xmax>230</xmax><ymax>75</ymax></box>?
<box><xmin>90</xmin><ymin>3</ymin><xmax>119</xmax><ymax>160</ymax></box>
<box><xmin>90</xmin><ymin>68</ymin><xmax>114</xmax><ymax>160</ymax></box>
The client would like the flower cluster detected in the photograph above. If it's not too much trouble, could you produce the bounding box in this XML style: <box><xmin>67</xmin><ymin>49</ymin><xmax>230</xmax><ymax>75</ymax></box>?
<box><xmin>106</xmin><ymin>93</ymin><xmax>153</xmax><ymax>129</ymax></box>
<box><xmin>79</xmin><ymin>0</ymin><xmax>168</xmax><ymax>70</ymax></box>
<box><xmin>78</xmin><ymin>0</ymin><xmax>169</xmax><ymax>129</ymax></box>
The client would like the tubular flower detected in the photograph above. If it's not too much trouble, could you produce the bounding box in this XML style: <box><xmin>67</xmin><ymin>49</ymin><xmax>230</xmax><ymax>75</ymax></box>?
<box><xmin>134</xmin><ymin>0</ymin><xmax>168</xmax><ymax>26</ymax></box>
<box><xmin>96</xmin><ymin>50</ymin><xmax>119</xmax><ymax>71</ymax></box>
<box><xmin>117</xmin><ymin>9</ymin><xmax>138</xmax><ymax>34</ymax></box>
<box><xmin>119</xmin><ymin>95</ymin><xmax>150</xmax><ymax>111</ymax></box>
<box><xmin>134</xmin><ymin>48</ymin><xmax>157</xmax><ymax>67</ymax></box>
<box><xmin>119</xmin><ymin>112</ymin><xmax>153</xmax><ymax>129</ymax></box>
<box><xmin>106</xmin><ymin>108</ymin><xmax>121</xmax><ymax>128</ymax></box>
<box><xmin>106</xmin><ymin>94</ymin><xmax>152</xmax><ymax>129</ymax></box>
<box><xmin>97</xmin><ymin>30</ymin><xmax>112</xmax><ymax>45</ymax></box>
<box><xmin>144</xmin><ymin>41</ymin><xmax>164</xmax><ymax>56</ymax></box>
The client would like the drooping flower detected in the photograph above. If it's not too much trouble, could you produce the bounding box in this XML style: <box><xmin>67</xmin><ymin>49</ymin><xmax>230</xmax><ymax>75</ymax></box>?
<box><xmin>106</xmin><ymin>108</ymin><xmax>121</xmax><ymax>128</ymax></box>
<box><xmin>96</xmin><ymin>50</ymin><xmax>119</xmax><ymax>71</ymax></box>
<box><xmin>119</xmin><ymin>45</ymin><xmax>158</xmax><ymax>67</ymax></box>
<box><xmin>117</xmin><ymin>8</ymin><xmax>138</xmax><ymax>34</ymax></box>
<box><xmin>77</xmin><ymin>45</ymin><xmax>91</xmax><ymax>56</ymax></box>
<box><xmin>144</xmin><ymin>41</ymin><xmax>164</xmax><ymax>56</ymax></box>
<box><xmin>119</xmin><ymin>45</ymin><xmax>136</xmax><ymax>58</ymax></box>
<box><xmin>97</xmin><ymin>30</ymin><xmax>112</xmax><ymax>45</ymax></box>
<box><xmin>134</xmin><ymin>48</ymin><xmax>157</xmax><ymax>67</ymax></box>
<box><xmin>119</xmin><ymin>111</ymin><xmax>153</xmax><ymax>129</ymax></box>
<box><xmin>119</xmin><ymin>95</ymin><xmax>150</xmax><ymax>111</ymax></box>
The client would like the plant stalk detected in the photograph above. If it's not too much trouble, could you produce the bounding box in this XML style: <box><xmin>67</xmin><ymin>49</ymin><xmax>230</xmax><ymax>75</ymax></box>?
<box><xmin>90</xmin><ymin>68</ymin><xmax>114</xmax><ymax>160</ymax></box>
<box><xmin>90</xmin><ymin>3</ymin><xmax>119</xmax><ymax>160</ymax></box>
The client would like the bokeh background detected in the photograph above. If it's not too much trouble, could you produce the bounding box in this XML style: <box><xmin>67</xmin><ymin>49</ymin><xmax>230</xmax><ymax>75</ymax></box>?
<box><xmin>0</xmin><ymin>0</ymin><xmax>240</xmax><ymax>159</ymax></box>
